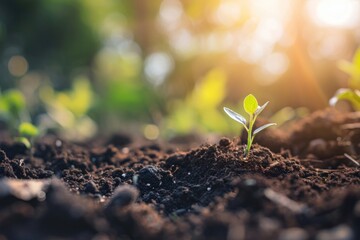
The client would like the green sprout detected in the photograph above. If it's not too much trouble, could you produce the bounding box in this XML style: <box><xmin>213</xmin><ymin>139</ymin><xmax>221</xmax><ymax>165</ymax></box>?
<box><xmin>224</xmin><ymin>94</ymin><xmax>276</xmax><ymax>156</ymax></box>
<box><xmin>330</xmin><ymin>48</ymin><xmax>360</xmax><ymax>110</ymax></box>
<box><xmin>16</xmin><ymin>122</ymin><xmax>39</xmax><ymax>149</ymax></box>
<box><xmin>0</xmin><ymin>89</ymin><xmax>27</xmax><ymax>127</ymax></box>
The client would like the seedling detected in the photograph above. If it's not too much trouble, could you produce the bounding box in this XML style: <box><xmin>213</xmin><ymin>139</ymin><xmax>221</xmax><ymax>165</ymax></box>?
<box><xmin>16</xmin><ymin>122</ymin><xmax>39</xmax><ymax>149</ymax></box>
<box><xmin>224</xmin><ymin>94</ymin><xmax>276</xmax><ymax>156</ymax></box>
<box><xmin>0</xmin><ymin>89</ymin><xmax>27</xmax><ymax>127</ymax></box>
<box><xmin>330</xmin><ymin>48</ymin><xmax>360</xmax><ymax>110</ymax></box>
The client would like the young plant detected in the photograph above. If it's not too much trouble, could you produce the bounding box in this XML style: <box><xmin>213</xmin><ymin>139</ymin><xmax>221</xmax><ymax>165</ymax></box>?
<box><xmin>224</xmin><ymin>94</ymin><xmax>276</xmax><ymax>156</ymax></box>
<box><xmin>0</xmin><ymin>89</ymin><xmax>27</xmax><ymax>127</ymax></box>
<box><xmin>330</xmin><ymin>48</ymin><xmax>360</xmax><ymax>110</ymax></box>
<box><xmin>16</xmin><ymin>122</ymin><xmax>39</xmax><ymax>149</ymax></box>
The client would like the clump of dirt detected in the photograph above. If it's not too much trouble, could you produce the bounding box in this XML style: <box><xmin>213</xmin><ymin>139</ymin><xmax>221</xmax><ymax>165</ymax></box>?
<box><xmin>0</xmin><ymin>109</ymin><xmax>360</xmax><ymax>239</ymax></box>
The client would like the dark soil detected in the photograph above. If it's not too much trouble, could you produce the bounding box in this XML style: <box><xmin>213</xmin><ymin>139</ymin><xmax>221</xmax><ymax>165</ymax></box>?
<box><xmin>0</xmin><ymin>108</ymin><xmax>360</xmax><ymax>240</ymax></box>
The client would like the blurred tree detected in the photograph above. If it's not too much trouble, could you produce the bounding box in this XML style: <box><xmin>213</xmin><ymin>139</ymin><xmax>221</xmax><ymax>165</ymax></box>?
<box><xmin>0</xmin><ymin>0</ymin><xmax>100</xmax><ymax>88</ymax></box>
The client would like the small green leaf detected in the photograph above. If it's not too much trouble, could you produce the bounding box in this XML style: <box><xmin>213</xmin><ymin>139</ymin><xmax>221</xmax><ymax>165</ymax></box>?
<box><xmin>4</xmin><ymin>90</ymin><xmax>26</xmax><ymax>115</ymax></box>
<box><xmin>223</xmin><ymin>107</ymin><xmax>247</xmax><ymax>130</ymax></box>
<box><xmin>15</xmin><ymin>137</ymin><xmax>31</xmax><ymax>149</ymax></box>
<box><xmin>243</xmin><ymin>94</ymin><xmax>258</xmax><ymax>115</ymax></box>
<box><xmin>337</xmin><ymin>60</ymin><xmax>355</xmax><ymax>76</ymax></box>
<box><xmin>253</xmin><ymin>123</ymin><xmax>277</xmax><ymax>135</ymax></box>
<box><xmin>19</xmin><ymin>122</ymin><xmax>39</xmax><ymax>138</ymax></box>
<box><xmin>330</xmin><ymin>88</ymin><xmax>360</xmax><ymax>110</ymax></box>
<box><xmin>255</xmin><ymin>101</ymin><xmax>269</xmax><ymax>116</ymax></box>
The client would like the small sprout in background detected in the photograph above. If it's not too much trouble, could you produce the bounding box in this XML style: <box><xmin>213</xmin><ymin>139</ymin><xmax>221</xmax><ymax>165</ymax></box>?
<box><xmin>0</xmin><ymin>89</ymin><xmax>27</xmax><ymax>126</ymax></box>
<box><xmin>16</xmin><ymin>122</ymin><xmax>39</xmax><ymax>149</ymax></box>
<box><xmin>330</xmin><ymin>48</ymin><xmax>360</xmax><ymax>110</ymax></box>
<box><xmin>39</xmin><ymin>77</ymin><xmax>97</xmax><ymax>141</ymax></box>
<box><xmin>337</xmin><ymin>48</ymin><xmax>360</xmax><ymax>90</ymax></box>
<box><xmin>224</xmin><ymin>94</ymin><xmax>276</xmax><ymax>157</ymax></box>
<box><xmin>330</xmin><ymin>88</ymin><xmax>360</xmax><ymax>110</ymax></box>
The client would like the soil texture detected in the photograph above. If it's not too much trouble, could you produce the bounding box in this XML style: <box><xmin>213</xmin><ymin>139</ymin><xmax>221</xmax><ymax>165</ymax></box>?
<box><xmin>0</xmin><ymin>108</ymin><xmax>360</xmax><ymax>240</ymax></box>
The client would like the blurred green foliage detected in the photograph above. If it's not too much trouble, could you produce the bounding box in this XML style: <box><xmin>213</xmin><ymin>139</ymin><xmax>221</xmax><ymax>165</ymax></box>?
<box><xmin>16</xmin><ymin>122</ymin><xmax>39</xmax><ymax>149</ymax></box>
<box><xmin>18</xmin><ymin>122</ymin><xmax>39</xmax><ymax>138</ymax></box>
<box><xmin>0</xmin><ymin>0</ymin><xmax>100</xmax><ymax>87</ymax></box>
<box><xmin>337</xmin><ymin>48</ymin><xmax>360</xmax><ymax>90</ymax></box>
<box><xmin>0</xmin><ymin>89</ymin><xmax>27</xmax><ymax>129</ymax></box>
<box><xmin>0</xmin><ymin>89</ymin><xmax>25</xmax><ymax>117</ymax></box>
<box><xmin>39</xmin><ymin>77</ymin><xmax>97</xmax><ymax>141</ymax></box>
<box><xmin>0</xmin><ymin>0</ymin><xmax>359</xmax><ymax>139</ymax></box>
<box><xmin>165</xmin><ymin>68</ymin><xmax>240</xmax><ymax>135</ymax></box>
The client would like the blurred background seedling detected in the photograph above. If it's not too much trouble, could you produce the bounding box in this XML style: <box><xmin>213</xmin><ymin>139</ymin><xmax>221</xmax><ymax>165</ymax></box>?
<box><xmin>15</xmin><ymin>122</ymin><xmax>39</xmax><ymax>150</ymax></box>
<box><xmin>39</xmin><ymin>77</ymin><xmax>97</xmax><ymax>141</ymax></box>
<box><xmin>0</xmin><ymin>89</ymin><xmax>30</xmax><ymax>131</ymax></box>
<box><xmin>330</xmin><ymin>48</ymin><xmax>360</xmax><ymax>110</ymax></box>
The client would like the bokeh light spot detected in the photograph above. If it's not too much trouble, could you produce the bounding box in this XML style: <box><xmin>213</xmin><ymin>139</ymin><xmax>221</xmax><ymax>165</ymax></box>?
<box><xmin>145</xmin><ymin>52</ymin><xmax>174</xmax><ymax>86</ymax></box>
<box><xmin>159</xmin><ymin>0</ymin><xmax>183</xmax><ymax>25</ymax></box>
<box><xmin>262</xmin><ymin>52</ymin><xmax>289</xmax><ymax>76</ymax></box>
<box><xmin>8</xmin><ymin>55</ymin><xmax>29</xmax><ymax>77</ymax></box>
<box><xmin>213</xmin><ymin>0</ymin><xmax>242</xmax><ymax>27</ymax></box>
<box><xmin>143</xmin><ymin>124</ymin><xmax>160</xmax><ymax>140</ymax></box>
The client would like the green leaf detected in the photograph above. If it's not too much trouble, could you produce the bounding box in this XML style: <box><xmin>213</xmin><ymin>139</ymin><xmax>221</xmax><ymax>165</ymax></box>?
<box><xmin>337</xmin><ymin>60</ymin><xmax>355</xmax><ymax>76</ymax></box>
<box><xmin>243</xmin><ymin>94</ymin><xmax>258</xmax><ymax>115</ymax></box>
<box><xmin>353</xmin><ymin>48</ymin><xmax>360</xmax><ymax>66</ymax></box>
<box><xmin>3</xmin><ymin>90</ymin><xmax>26</xmax><ymax>115</ymax></box>
<box><xmin>337</xmin><ymin>48</ymin><xmax>360</xmax><ymax>89</ymax></box>
<box><xmin>191</xmin><ymin>68</ymin><xmax>227</xmax><ymax>109</ymax></box>
<box><xmin>329</xmin><ymin>88</ymin><xmax>360</xmax><ymax>110</ymax></box>
<box><xmin>19</xmin><ymin>122</ymin><xmax>39</xmax><ymax>138</ymax></box>
<box><xmin>15</xmin><ymin>137</ymin><xmax>31</xmax><ymax>149</ymax></box>
<box><xmin>255</xmin><ymin>101</ymin><xmax>269</xmax><ymax>116</ymax></box>
<box><xmin>223</xmin><ymin>107</ymin><xmax>247</xmax><ymax>129</ymax></box>
<box><xmin>253</xmin><ymin>123</ymin><xmax>277</xmax><ymax>135</ymax></box>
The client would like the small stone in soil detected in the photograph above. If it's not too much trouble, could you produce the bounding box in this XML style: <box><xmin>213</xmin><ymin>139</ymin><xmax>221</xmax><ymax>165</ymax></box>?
<box><xmin>316</xmin><ymin>225</ymin><xmax>354</xmax><ymax>240</ymax></box>
<box><xmin>138</xmin><ymin>166</ymin><xmax>162</xmax><ymax>187</ymax></box>
<box><xmin>219</xmin><ymin>138</ymin><xmax>231</xmax><ymax>147</ymax></box>
<box><xmin>37</xmin><ymin>191</ymin><xmax>46</xmax><ymax>201</ymax></box>
<box><xmin>84</xmin><ymin>181</ymin><xmax>98</xmax><ymax>194</ymax></box>
<box><xmin>105</xmin><ymin>185</ymin><xmax>139</xmax><ymax>210</ymax></box>
<box><xmin>244</xmin><ymin>179</ymin><xmax>257</xmax><ymax>186</ymax></box>
<box><xmin>278</xmin><ymin>228</ymin><xmax>308</xmax><ymax>240</ymax></box>
<box><xmin>122</xmin><ymin>147</ymin><xmax>129</xmax><ymax>154</ymax></box>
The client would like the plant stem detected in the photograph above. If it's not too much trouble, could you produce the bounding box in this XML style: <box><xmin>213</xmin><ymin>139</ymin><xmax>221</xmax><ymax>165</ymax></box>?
<box><xmin>245</xmin><ymin>114</ymin><xmax>254</xmax><ymax>156</ymax></box>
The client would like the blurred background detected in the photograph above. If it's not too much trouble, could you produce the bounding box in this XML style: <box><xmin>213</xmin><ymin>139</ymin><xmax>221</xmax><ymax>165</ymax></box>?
<box><xmin>0</xmin><ymin>0</ymin><xmax>360</xmax><ymax>141</ymax></box>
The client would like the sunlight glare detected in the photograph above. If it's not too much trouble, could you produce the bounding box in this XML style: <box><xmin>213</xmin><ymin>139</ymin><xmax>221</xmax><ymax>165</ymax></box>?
<box><xmin>307</xmin><ymin>0</ymin><xmax>360</xmax><ymax>28</ymax></box>
<box><xmin>249</xmin><ymin>0</ymin><xmax>292</xmax><ymax>22</ymax></box>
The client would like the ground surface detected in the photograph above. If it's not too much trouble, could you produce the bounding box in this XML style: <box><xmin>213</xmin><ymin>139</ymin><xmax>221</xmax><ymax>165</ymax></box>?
<box><xmin>0</xmin><ymin>108</ymin><xmax>359</xmax><ymax>240</ymax></box>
